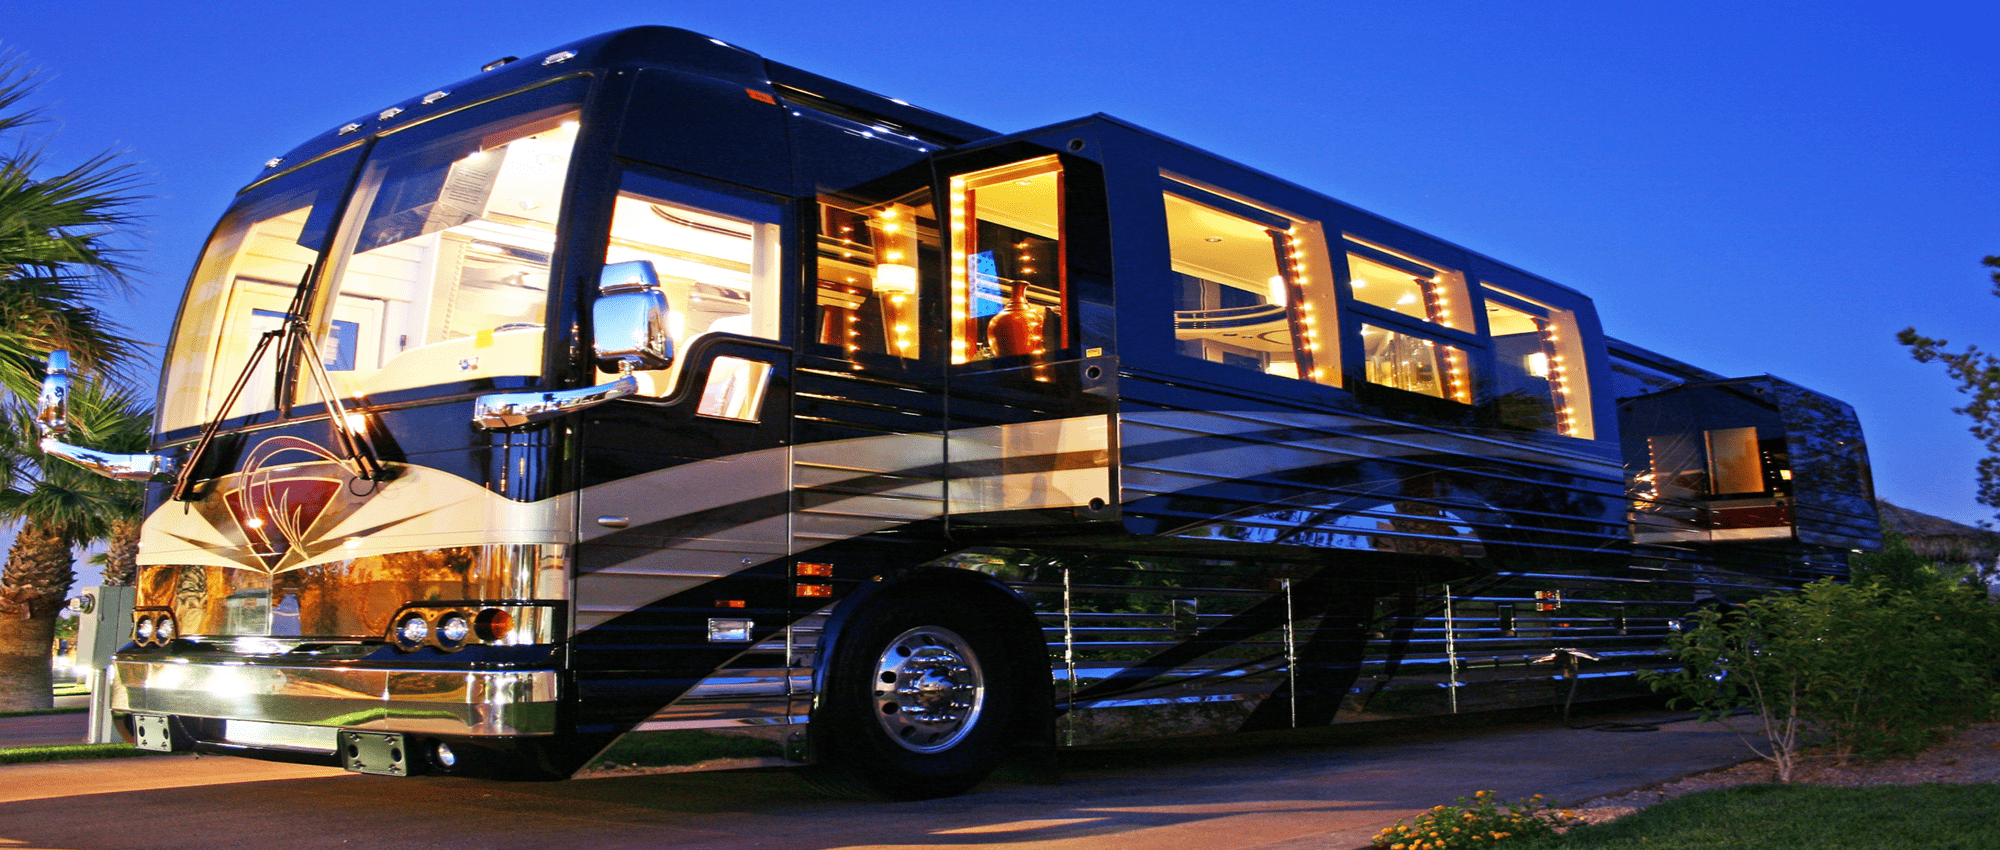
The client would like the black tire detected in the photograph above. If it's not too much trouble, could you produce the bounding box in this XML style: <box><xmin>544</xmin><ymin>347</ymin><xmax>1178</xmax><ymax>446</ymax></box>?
<box><xmin>806</xmin><ymin>590</ymin><xmax>1015</xmax><ymax>800</ymax></box>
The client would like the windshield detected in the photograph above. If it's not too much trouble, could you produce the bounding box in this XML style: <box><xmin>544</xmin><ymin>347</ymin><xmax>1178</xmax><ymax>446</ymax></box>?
<box><xmin>299</xmin><ymin>98</ymin><xmax>580</xmax><ymax>408</ymax></box>
<box><xmin>160</xmin><ymin>149</ymin><xmax>360</xmax><ymax>434</ymax></box>
<box><xmin>161</xmin><ymin>89</ymin><xmax>582</xmax><ymax>435</ymax></box>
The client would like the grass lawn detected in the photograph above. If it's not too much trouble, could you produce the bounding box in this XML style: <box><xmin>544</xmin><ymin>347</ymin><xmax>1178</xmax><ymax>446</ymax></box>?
<box><xmin>0</xmin><ymin>743</ymin><xmax>149</xmax><ymax>765</ymax></box>
<box><xmin>1510</xmin><ymin>784</ymin><xmax>2000</xmax><ymax>849</ymax></box>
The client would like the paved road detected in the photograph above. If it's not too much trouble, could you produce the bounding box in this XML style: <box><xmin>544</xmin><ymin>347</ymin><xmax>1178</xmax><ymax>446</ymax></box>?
<box><xmin>0</xmin><ymin>712</ymin><xmax>88</xmax><ymax>748</ymax></box>
<box><xmin>0</xmin><ymin>708</ymin><xmax>1750</xmax><ymax>850</ymax></box>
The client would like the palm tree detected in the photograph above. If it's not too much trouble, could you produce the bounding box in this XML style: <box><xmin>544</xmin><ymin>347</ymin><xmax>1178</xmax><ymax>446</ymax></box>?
<box><xmin>0</xmin><ymin>381</ymin><xmax>149</xmax><ymax>709</ymax></box>
<box><xmin>0</xmin><ymin>61</ymin><xmax>147</xmax><ymax>710</ymax></box>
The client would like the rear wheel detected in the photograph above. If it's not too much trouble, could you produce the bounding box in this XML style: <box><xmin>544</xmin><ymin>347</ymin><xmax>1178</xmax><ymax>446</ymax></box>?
<box><xmin>808</xmin><ymin>591</ymin><xmax>1014</xmax><ymax>799</ymax></box>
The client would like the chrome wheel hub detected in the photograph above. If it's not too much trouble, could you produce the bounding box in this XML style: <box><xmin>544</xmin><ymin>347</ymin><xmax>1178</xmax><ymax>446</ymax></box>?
<box><xmin>871</xmin><ymin>625</ymin><xmax>986</xmax><ymax>753</ymax></box>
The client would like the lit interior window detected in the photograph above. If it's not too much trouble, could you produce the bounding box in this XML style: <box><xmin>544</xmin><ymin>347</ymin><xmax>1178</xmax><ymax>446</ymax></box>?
<box><xmin>1165</xmin><ymin>188</ymin><xmax>1336</xmax><ymax>384</ymax></box>
<box><xmin>1345</xmin><ymin>238</ymin><xmax>1470</xmax><ymax>331</ymax></box>
<box><xmin>816</xmin><ymin>188</ymin><xmax>936</xmax><ymax>361</ymax></box>
<box><xmin>1360</xmin><ymin>323</ymin><xmax>1471</xmax><ymax>403</ymax></box>
<box><xmin>1483</xmin><ymin>286</ymin><xmax>1594</xmax><ymax>439</ymax></box>
<box><xmin>949</xmin><ymin>156</ymin><xmax>1065</xmax><ymax>365</ymax></box>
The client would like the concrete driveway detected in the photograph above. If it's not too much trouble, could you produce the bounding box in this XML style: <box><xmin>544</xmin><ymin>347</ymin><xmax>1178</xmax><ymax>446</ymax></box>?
<box><xmin>0</xmin><ymin>706</ymin><xmax>1751</xmax><ymax>850</ymax></box>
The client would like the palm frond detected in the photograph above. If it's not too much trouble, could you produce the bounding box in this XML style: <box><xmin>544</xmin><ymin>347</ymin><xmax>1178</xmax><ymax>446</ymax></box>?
<box><xmin>0</xmin><ymin>57</ymin><xmax>149</xmax><ymax>395</ymax></box>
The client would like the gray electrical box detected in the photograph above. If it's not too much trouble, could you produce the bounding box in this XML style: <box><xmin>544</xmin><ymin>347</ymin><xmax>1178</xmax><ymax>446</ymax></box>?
<box><xmin>71</xmin><ymin>585</ymin><xmax>135</xmax><ymax>744</ymax></box>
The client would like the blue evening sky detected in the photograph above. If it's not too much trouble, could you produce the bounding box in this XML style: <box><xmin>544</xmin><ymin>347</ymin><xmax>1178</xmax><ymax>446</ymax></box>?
<box><xmin>9</xmin><ymin>0</ymin><xmax>1998</xmax><ymax>539</ymax></box>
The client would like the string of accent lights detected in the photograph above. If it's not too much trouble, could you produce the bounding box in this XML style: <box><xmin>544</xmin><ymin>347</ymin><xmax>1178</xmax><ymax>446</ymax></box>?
<box><xmin>949</xmin><ymin>175</ymin><xmax>970</xmax><ymax>364</ymax></box>
<box><xmin>1421</xmin><ymin>275</ymin><xmax>1471</xmax><ymax>403</ymax></box>
<box><xmin>1538</xmin><ymin>317</ymin><xmax>1577</xmax><ymax>436</ymax></box>
<box><xmin>1279</xmin><ymin>227</ymin><xmax>1325</xmax><ymax>383</ymax></box>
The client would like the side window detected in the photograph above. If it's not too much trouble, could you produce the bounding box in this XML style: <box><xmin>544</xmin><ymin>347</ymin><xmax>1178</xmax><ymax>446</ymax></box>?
<box><xmin>1345</xmin><ymin>239</ymin><xmax>1473</xmax><ymax>403</ymax></box>
<box><xmin>1359</xmin><ymin>323</ymin><xmax>1472</xmax><ymax>403</ymax></box>
<box><xmin>1346</xmin><ymin>237</ymin><xmax>1472</xmax><ymax>331</ymax></box>
<box><xmin>948</xmin><ymin>155</ymin><xmax>1066</xmax><ymax>364</ymax></box>
<box><xmin>1482</xmin><ymin>286</ymin><xmax>1594</xmax><ymax>439</ymax></box>
<box><xmin>815</xmin><ymin>187</ymin><xmax>938</xmax><ymax>361</ymax></box>
<box><xmin>604</xmin><ymin>172</ymin><xmax>783</xmax><ymax>392</ymax></box>
<box><xmin>1165</xmin><ymin>182</ymin><xmax>1338</xmax><ymax>384</ymax></box>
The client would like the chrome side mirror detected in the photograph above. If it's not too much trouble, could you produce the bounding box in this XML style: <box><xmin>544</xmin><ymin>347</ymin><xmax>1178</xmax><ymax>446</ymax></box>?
<box><xmin>35</xmin><ymin>351</ymin><xmax>176</xmax><ymax>482</ymax></box>
<box><xmin>593</xmin><ymin>260</ymin><xmax>674</xmax><ymax>373</ymax></box>
<box><xmin>471</xmin><ymin>261</ymin><xmax>672</xmax><ymax>430</ymax></box>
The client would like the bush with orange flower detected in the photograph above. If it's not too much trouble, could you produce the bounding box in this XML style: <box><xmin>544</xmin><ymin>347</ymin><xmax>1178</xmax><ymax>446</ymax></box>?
<box><xmin>1370</xmin><ymin>790</ymin><xmax>1579</xmax><ymax>849</ymax></box>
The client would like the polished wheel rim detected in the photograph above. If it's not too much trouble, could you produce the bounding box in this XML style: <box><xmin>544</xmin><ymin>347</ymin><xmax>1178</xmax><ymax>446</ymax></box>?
<box><xmin>871</xmin><ymin>625</ymin><xmax>986</xmax><ymax>753</ymax></box>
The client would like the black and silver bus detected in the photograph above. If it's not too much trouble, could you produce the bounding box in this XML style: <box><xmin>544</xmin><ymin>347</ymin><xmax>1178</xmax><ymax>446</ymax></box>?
<box><xmin>37</xmin><ymin>26</ymin><xmax>1879</xmax><ymax>798</ymax></box>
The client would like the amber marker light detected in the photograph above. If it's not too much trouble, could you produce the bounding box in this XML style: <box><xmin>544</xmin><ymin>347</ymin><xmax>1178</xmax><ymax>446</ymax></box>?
<box><xmin>474</xmin><ymin>608</ymin><xmax>513</xmax><ymax>643</ymax></box>
<box><xmin>796</xmin><ymin>584</ymin><xmax>834</xmax><ymax>598</ymax></box>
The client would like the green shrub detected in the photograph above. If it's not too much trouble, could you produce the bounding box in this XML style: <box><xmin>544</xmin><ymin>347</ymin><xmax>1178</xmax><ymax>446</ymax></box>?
<box><xmin>1643</xmin><ymin>578</ymin><xmax>1999</xmax><ymax>779</ymax></box>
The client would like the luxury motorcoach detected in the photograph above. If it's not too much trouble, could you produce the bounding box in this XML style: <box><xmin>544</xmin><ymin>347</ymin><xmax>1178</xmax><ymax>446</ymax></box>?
<box><xmin>36</xmin><ymin>26</ymin><xmax>1878</xmax><ymax>798</ymax></box>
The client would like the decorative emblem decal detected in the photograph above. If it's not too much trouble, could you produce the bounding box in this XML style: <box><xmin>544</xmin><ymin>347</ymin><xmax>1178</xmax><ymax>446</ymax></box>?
<box><xmin>170</xmin><ymin>436</ymin><xmax>431</xmax><ymax>574</ymax></box>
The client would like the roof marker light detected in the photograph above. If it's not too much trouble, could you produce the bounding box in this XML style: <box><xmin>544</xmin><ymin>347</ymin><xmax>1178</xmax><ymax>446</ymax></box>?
<box><xmin>421</xmin><ymin>90</ymin><xmax>452</xmax><ymax>105</ymax></box>
<box><xmin>264</xmin><ymin>157</ymin><xmax>283</xmax><ymax>169</ymax></box>
<box><xmin>481</xmin><ymin>56</ymin><xmax>517</xmax><ymax>72</ymax></box>
<box><xmin>337</xmin><ymin>123</ymin><xmax>362</xmax><ymax>135</ymax></box>
<box><xmin>542</xmin><ymin>51</ymin><xmax>576</xmax><ymax>66</ymax></box>
<box><xmin>378</xmin><ymin>107</ymin><xmax>403</xmax><ymax>121</ymax></box>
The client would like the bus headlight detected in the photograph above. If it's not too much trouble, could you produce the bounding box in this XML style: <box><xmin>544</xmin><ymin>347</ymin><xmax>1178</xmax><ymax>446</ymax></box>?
<box><xmin>135</xmin><ymin>615</ymin><xmax>156</xmax><ymax>643</ymax></box>
<box><xmin>394</xmin><ymin>614</ymin><xmax>431</xmax><ymax>650</ymax></box>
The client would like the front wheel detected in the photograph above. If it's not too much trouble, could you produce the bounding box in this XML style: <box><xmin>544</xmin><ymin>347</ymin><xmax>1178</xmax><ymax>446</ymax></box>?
<box><xmin>808</xmin><ymin>592</ymin><xmax>1015</xmax><ymax>799</ymax></box>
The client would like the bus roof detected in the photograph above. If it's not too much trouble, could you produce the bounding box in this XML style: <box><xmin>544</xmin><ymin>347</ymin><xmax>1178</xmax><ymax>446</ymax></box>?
<box><xmin>246</xmin><ymin>25</ymin><xmax>995</xmax><ymax>191</ymax></box>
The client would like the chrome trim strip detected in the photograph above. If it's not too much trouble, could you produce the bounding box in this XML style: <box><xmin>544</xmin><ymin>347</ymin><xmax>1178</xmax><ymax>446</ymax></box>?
<box><xmin>473</xmin><ymin>374</ymin><xmax>638</xmax><ymax>429</ymax></box>
<box><xmin>111</xmin><ymin>659</ymin><xmax>559</xmax><ymax>737</ymax></box>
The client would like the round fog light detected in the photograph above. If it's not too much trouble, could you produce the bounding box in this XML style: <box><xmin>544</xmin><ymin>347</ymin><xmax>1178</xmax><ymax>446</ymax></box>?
<box><xmin>135</xmin><ymin>616</ymin><xmax>155</xmax><ymax>643</ymax></box>
<box><xmin>433</xmin><ymin>741</ymin><xmax>458</xmax><ymax>769</ymax></box>
<box><xmin>395</xmin><ymin>614</ymin><xmax>431</xmax><ymax>649</ymax></box>
<box><xmin>156</xmin><ymin>616</ymin><xmax>177</xmax><ymax>642</ymax></box>
<box><xmin>437</xmin><ymin>613</ymin><xmax>471</xmax><ymax>646</ymax></box>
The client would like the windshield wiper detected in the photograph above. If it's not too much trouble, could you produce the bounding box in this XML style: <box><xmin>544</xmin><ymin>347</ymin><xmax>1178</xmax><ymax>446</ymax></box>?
<box><xmin>170</xmin><ymin>273</ymin><xmax>385</xmax><ymax>501</ymax></box>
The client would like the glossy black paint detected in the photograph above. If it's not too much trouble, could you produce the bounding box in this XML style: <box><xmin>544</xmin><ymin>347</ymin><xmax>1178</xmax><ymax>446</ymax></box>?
<box><xmin>146</xmin><ymin>25</ymin><xmax>1882</xmax><ymax>778</ymax></box>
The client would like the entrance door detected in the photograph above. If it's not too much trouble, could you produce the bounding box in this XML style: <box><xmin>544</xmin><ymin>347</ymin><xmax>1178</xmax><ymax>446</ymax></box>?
<box><xmin>569</xmin><ymin>167</ymin><xmax>795</xmax><ymax>740</ymax></box>
<box><xmin>934</xmin><ymin>150</ymin><xmax>1115</xmax><ymax>529</ymax></box>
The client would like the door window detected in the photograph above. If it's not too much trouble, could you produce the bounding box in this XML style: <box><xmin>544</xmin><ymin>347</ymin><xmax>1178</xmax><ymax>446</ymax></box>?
<box><xmin>948</xmin><ymin>156</ymin><xmax>1066</xmax><ymax>364</ymax></box>
<box><xmin>603</xmin><ymin>172</ymin><xmax>783</xmax><ymax>393</ymax></box>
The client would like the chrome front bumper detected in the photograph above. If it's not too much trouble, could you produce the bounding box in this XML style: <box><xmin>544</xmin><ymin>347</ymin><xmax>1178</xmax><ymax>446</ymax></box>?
<box><xmin>111</xmin><ymin>657</ymin><xmax>560</xmax><ymax>737</ymax></box>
